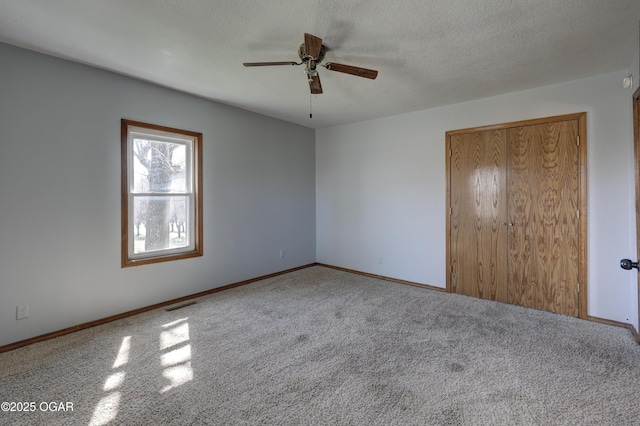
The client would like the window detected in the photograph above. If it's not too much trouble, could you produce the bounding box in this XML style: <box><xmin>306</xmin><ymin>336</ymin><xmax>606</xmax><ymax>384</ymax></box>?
<box><xmin>121</xmin><ymin>119</ymin><xmax>202</xmax><ymax>267</ymax></box>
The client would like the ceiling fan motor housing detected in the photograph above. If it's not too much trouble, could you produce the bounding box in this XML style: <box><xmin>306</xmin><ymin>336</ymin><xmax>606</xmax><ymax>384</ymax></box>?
<box><xmin>298</xmin><ymin>43</ymin><xmax>326</xmax><ymax>65</ymax></box>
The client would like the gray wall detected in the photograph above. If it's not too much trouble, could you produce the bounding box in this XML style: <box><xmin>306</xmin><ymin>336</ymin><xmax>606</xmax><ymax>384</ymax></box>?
<box><xmin>317</xmin><ymin>69</ymin><xmax>639</xmax><ymax>330</ymax></box>
<box><xmin>0</xmin><ymin>43</ymin><xmax>316</xmax><ymax>347</ymax></box>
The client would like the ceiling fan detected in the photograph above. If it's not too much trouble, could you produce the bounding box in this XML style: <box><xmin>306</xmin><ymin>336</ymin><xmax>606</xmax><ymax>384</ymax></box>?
<box><xmin>243</xmin><ymin>33</ymin><xmax>378</xmax><ymax>95</ymax></box>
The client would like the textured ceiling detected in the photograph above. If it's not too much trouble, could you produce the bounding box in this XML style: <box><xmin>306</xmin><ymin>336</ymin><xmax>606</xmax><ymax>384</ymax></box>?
<box><xmin>0</xmin><ymin>0</ymin><xmax>638</xmax><ymax>129</ymax></box>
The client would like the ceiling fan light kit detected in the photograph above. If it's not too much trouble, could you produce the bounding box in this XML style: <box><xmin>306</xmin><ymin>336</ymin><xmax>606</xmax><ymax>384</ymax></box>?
<box><xmin>243</xmin><ymin>33</ymin><xmax>378</xmax><ymax>97</ymax></box>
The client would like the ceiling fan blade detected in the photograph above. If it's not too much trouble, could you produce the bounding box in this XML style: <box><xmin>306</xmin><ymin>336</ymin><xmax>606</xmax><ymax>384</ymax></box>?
<box><xmin>308</xmin><ymin>74</ymin><xmax>323</xmax><ymax>94</ymax></box>
<box><xmin>243</xmin><ymin>61</ymin><xmax>298</xmax><ymax>67</ymax></box>
<box><xmin>324</xmin><ymin>62</ymin><xmax>378</xmax><ymax>79</ymax></box>
<box><xmin>304</xmin><ymin>33</ymin><xmax>323</xmax><ymax>59</ymax></box>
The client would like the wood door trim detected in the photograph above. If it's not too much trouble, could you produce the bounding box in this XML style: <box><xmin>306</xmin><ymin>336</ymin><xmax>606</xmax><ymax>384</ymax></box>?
<box><xmin>445</xmin><ymin>134</ymin><xmax>452</xmax><ymax>293</ymax></box>
<box><xmin>446</xmin><ymin>112</ymin><xmax>587</xmax><ymax>319</ymax></box>
<box><xmin>578</xmin><ymin>112</ymin><xmax>588</xmax><ymax>320</ymax></box>
<box><xmin>445</xmin><ymin>112</ymin><xmax>587</xmax><ymax>136</ymax></box>
<box><xmin>633</xmin><ymin>86</ymin><xmax>640</xmax><ymax>343</ymax></box>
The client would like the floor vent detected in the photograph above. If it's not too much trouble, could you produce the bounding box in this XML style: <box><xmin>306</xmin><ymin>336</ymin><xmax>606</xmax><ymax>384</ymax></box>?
<box><xmin>165</xmin><ymin>301</ymin><xmax>197</xmax><ymax>312</ymax></box>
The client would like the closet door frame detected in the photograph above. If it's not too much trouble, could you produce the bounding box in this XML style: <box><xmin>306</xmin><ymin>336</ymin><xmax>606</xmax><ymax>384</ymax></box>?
<box><xmin>633</xmin><ymin>87</ymin><xmax>640</xmax><ymax>340</ymax></box>
<box><xmin>445</xmin><ymin>112</ymin><xmax>587</xmax><ymax>319</ymax></box>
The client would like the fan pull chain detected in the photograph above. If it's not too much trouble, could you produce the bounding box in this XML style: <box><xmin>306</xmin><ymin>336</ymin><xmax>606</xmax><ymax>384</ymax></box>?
<box><xmin>309</xmin><ymin>94</ymin><xmax>313</xmax><ymax>119</ymax></box>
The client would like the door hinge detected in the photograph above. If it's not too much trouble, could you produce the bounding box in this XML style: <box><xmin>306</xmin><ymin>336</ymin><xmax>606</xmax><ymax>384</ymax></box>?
<box><xmin>450</xmin><ymin>265</ymin><xmax>454</xmax><ymax>274</ymax></box>
<box><xmin>450</xmin><ymin>207</ymin><xmax>453</xmax><ymax>215</ymax></box>
<box><xmin>577</xmin><ymin>282</ymin><xmax>580</xmax><ymax>293</ymax></box>
<box><xmin>449</xmin><ymin>149</ymin><xmax>452</xmax><ymax>158</ymax></box>
<box><xmin>577</xmin><ymin>136</ymin><xmax>580</xmax><ymax>146</ymax></box>
<box><xmin>577</xmin><ymin>210</ymin><xmax>580</xmax><ymax>219</ymax></box>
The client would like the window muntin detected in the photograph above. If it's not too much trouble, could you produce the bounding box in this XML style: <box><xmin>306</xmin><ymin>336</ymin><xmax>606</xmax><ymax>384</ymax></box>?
<box><xmin>122</xmin><ymin>120</ymin><xmax>202</xmax><ymax>267</ymax></box>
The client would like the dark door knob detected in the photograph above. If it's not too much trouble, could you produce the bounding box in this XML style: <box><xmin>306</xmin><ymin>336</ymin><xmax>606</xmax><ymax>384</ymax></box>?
<box><xmin>620</xmin><ymin>259</ymin><xmax>639</xmax><ymax>270</ymax></box>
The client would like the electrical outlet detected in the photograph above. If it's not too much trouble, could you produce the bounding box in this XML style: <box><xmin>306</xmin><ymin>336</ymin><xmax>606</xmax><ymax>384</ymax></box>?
<box><xmin>279</xmin><ymin>249</ymin><xmax>285</xmax><ymax>258</ymax></box>
<box><xmin>16</xmin><ymin>305</ymin><xmax>29</xmax><ymax>320</ymax></box>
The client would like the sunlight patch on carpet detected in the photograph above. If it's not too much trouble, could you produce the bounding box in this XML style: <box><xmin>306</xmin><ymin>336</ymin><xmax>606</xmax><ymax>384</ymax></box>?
<box><xmin>160</xmin><ymin>319</ymin><xmax>189</xmax><ymax>350</ymax></box>
<box><xmin>161</xmin><ymin>361</ymin><xmax>194</xmax><ymax>393</ymax></box>
<box><xmin>103</xmin><ymin>371</ymin><xmax>126</xmax><ymax>392</ymax></box>
<box><xmin>89</xmin><ymin>335</ymin><xmax>132</xmax><ymax>425</ymax></box>
<box><xmin>112</xmin><ymin>335</ymin><xmax>131</xmax><ymax>368</ymax></box>
<box><xmin>160</xmin><ymin>318</ymin><xmax>193</xmax><ymax>393</ymax></box>
<box><xmin>161</xmin><ymin>344</ymin><xmax>191</xmax><ymax>366</ymax></box>
<box><xmin>89</xmin><ymin>392</ymin><xmax>121</xmax><ymax>426</ymax></box>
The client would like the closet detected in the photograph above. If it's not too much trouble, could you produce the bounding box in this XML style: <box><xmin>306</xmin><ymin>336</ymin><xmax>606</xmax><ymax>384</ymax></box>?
<box><xmin>446</xmin><ymin>113</ymin><xmax>587</xmax><ymax>318</ymax></box>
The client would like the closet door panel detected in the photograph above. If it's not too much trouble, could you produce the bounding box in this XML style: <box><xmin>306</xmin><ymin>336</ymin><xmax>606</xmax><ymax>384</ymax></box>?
<box><xmin>507</xmin><ymin>120</ymin><xmax>580</xmax><ymax>316</ymax></box>
<box><xmin>450</xmin><ymin>130</ymin><xmax>508</xmax><ymax>302</ymax></box>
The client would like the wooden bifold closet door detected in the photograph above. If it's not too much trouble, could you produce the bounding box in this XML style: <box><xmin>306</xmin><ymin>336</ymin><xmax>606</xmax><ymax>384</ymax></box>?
<box><xmin>447</xmin><ymin>113</ymin><xmax>586</xmax><ymax>318</ymax></box>
<box><xmin>449</xmin><ymin>129</ymin><xmax>508</xmax><ymax>303</ymax></box>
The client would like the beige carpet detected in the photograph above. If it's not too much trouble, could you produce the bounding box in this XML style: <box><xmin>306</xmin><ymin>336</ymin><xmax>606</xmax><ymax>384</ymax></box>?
<box><xmin>1</xmin><ymin>266</ymin><xmax>639</xmax><ymax>425</ymax></box>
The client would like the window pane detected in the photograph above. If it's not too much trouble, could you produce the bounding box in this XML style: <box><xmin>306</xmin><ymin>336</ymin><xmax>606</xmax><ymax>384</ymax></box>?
<box><xmin>133</xmin><ymin>196</ymin><xmax>190</xmax><ymax>254</ymax></box>
<box><xmin>132</xmin><ymin>139</ymin><xmax>187</xmax><ymax>193</ymax></box>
